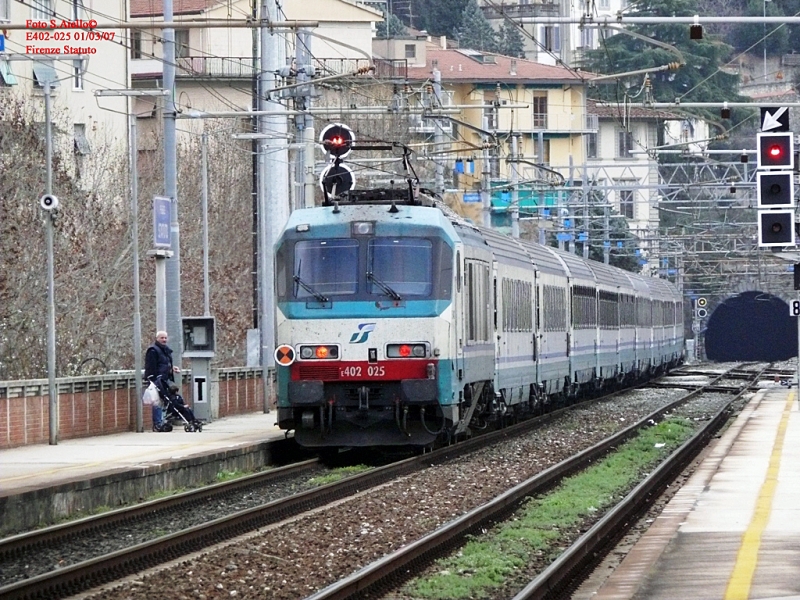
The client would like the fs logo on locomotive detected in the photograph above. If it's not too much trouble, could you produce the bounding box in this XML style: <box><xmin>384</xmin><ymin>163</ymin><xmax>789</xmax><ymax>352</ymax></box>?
<box><xmin>349</xmin><ymin>323</ymin><xmax>376</xmax><ymax>343</ymax></box>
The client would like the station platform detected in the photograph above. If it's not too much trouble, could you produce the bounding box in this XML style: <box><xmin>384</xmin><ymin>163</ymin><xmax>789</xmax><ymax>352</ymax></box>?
<box><xmin>579</xmin><ymin>385</ymin><xmax>800</xmax><ymax>600</ymax></box>
<box><xmin>0</xmin><ymin>410</ymin><xmax>288</xmax><ymax>536</ymax></box>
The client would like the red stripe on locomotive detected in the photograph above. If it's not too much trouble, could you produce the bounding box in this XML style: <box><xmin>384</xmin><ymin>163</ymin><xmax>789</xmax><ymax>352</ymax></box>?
<box><xmin>291</xmin><ymin>360</ymin><xmax>436</xmax><ymax>381</ymax></box>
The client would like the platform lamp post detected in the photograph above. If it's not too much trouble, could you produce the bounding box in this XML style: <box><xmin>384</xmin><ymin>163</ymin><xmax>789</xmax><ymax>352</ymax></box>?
<box><xmin>95</xmin><ymin>89</ymin><xmax>169</xmax><ymax>432</ymax></box>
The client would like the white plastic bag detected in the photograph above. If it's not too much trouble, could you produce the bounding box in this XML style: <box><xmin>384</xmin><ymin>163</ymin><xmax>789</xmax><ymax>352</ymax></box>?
<box><xmin>142</xmin><ymin>382</ymin><xmax>161</xmax><ymax>406</ymax></box>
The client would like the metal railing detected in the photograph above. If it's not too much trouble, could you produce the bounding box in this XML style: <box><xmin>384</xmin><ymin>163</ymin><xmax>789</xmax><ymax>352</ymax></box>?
<box><xmin>170</xmin><ymin>56</ymin><xmax>407</xmax><ymax>80</ymax></box>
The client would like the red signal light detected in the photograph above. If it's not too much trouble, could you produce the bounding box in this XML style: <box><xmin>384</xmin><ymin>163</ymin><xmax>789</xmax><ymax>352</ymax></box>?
<box><xmin>319</xmin><ymin>123</ymin><xmax>355</xmax><ymax>158</ymax></box>
<box><xmin>399</xmin><ymin>344</ymin><xmax>411</xmax><ymax>357</ymax></box>
<box><xmin>768</xmin><ymin>144</ymin><xmax>783</xmax><ymax>158</ymax></box>
<box><xmin>315</xmin><ymin>346</ymin><xmax>329</xmax><ymax>359</ymax></box>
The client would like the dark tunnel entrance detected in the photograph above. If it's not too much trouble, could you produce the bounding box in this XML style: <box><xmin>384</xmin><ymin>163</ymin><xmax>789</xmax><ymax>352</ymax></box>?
<box><xmin>704</xmin><ymin>291</ymin><xmax>797</xmax><ymax>361</ymax></box>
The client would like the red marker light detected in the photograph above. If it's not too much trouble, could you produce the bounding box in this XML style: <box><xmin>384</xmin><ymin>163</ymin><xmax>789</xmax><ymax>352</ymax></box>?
<box><xmin>315</xmin><ymin>346</ymin><xmax>329</xmax><ymax>359</ymax></box>
<box><xmin>769</xmin><ymin>144</ymin><xmax>783</xmax><ymax>158</ymax></box>
<box><xmin>399</xmin><ymin>344</ymin><xmax>411</xmax><ymax>357</ymax></box>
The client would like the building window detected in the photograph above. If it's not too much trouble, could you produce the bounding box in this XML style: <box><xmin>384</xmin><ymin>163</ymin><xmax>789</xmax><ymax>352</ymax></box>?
<box><xmin>534</xmin><ymin>139</ymin><xmax>551</xmax><ymax>166</ymax></box>
<box><xmin>533</xmin><ymin>93</ymin><xmax>547</xmax><ymax>128</ymax></box>
<box><xmin>618</xmin><ymin>130</ymin><xmax>633</xmax><ymax>157</ymax></box>
<box><xmin>539</xmin><ymin>25</ymin><xmax>560</xmax><ymax>52</ymax></box>
<box><xmin>619</xmin><ymin>188</ymin><xmax>634</xmax><ymax>219</ymax></box>
<box><xmin>131</xmin><ymin>30</ymin><xmax>143</xmax><ymax>59</ymax></box>
<box><xmin>31</xmin><ymin>0</ymin><xmax>54</xmax><ymax>19</ymax></box>
<box><xmin>587</xmin><ymin>132</ymin><xmax>598</xmax><ymax>159</ymax></box>
<box><xmin>74</xmin><ymin>123</ymin><xmax>91</xmax><ymax>155</ymax></box>
<box><xmin>580</xmin><ymin>27</ymin><xmax>594</xmax><ymax>49</ymax></box>
<box><xmin>404</xmin><ymin>44</ymin><xmax>416</xmax><ymax>59</ymax></box>
<box><xmin>73</xmin><ymin>60</ymin><xmax>83</xmax><ymax>90</ymax></box>
<box><xmin>71</xmin><ymin>0</ymin><xmax>84</xmax><ymax>20</ymax></box>
<box><xmin>32</xmin><ymin>60</ymin><xmax>60</xmax><ymax>88</ymax></box>
<box><xmin>484</xmin><ymin>90</ymin><xmax>497</xmax><ymax>130</ymax></box>
<box><xmin>599</xmin><ymin>0</ymin><xmax>610</xmax><ymax>9</ymax></box>
<box><xmin>0</xmin><ymin>0</ymin><xmax>9</xmax><ymax>21</ymax></box>
<box><xmin>175</xmin><ymin>29</ymin><xmax>189</xmax><ymax>59</ymax></box>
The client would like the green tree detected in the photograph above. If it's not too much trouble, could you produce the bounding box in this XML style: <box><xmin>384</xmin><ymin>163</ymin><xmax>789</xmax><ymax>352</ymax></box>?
<box><xmin>407</xmin><ymin>0</ymin><xmax>467</xmax><ymax>38</ymax></box>
<box><xmin>582</xmin><ymin>0</ymin><xmax>744</xmax><ymax>124</ymax></box>
<box><xmin>731</xmin><ymin>0</ymin><xmax>789</xmax><ymax>58</ymax></box>
<box><xmin>456</xmin><ymin>0</ymin><xmax>500</xmax><ymax>52</ymax></box>
<box><xmin>498</xmin><ymin>21</ymin><xmax>526</xmax><ymax>58</ymax></box>
<box><xmin>376</xmin><ymin>11</ymin><xmax>407</xmax><ymax>38</ymax></box>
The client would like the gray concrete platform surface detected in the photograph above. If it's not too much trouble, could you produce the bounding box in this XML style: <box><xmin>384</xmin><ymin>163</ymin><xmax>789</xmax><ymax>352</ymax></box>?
<box><xmin>0</xmin><ymin>411</ymin><xmax>287</xmax><ymax>535</ymax></box>
<box><xmin>577</xmin><ymin>386</ymin><xmax>800</xmax><ymax>600</ymax></box>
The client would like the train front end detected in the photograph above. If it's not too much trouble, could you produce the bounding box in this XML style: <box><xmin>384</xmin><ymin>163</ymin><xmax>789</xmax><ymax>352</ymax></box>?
<box><xmin>274</xmin><ymin>202</ymin><xmax>456</xmax><ymax>448</ymax></box>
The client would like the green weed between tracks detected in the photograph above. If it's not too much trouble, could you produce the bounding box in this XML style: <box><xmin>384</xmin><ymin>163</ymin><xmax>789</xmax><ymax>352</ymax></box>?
<box><xmin>308</xmin><ymin>465</ymin><xmax>372</xmax><ymax>486</ymax></box>
<box><xmin>404</xmin><ymin>418</ymin><xmax>696</xmax><ymax>600</ymax></box>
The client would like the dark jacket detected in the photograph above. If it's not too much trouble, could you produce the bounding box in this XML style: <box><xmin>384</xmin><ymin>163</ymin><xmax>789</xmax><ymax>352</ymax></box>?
<box><xmin>144</xmin><ymin>342</ymin><xmax>174</xmax><ymax>383</ymax></box>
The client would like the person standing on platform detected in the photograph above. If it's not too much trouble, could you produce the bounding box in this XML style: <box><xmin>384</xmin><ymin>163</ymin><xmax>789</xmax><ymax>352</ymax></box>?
<box><xmin>144</xmin><ymin>330</ymin><xmax>181</xmax><ymax>431</ymax></box>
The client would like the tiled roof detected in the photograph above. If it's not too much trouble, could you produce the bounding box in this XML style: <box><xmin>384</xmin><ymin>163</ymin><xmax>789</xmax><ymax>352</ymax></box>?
<box><xmin>131</xmin><ymin>0</ymin><xmax>217</xmax><ymax>18</ymax></box>
<box><xmin>406</xmin><ymin>47</ymin><xmax>588</xmax><ymax>84</ymax></box>
<box><xmin>587</xmin><ymin>98</ymin><xmax>683</xmax><ymax>120</ymax></box>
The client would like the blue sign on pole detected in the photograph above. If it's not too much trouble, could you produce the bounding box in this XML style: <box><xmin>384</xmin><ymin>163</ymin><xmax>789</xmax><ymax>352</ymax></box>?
<box><xmin>153</xmin><ymin>196</ymin><xmax>171</xmax><ymax>248</ymax></box>
<box><xmin>0</xmin><ymin>35</ymin><xmax>5</xmax><ymax>52</ymax></box>
<box><xmin>463</xmin><ymin>192</ymin><xmax>481</xmax><ymax>203</ymax></box>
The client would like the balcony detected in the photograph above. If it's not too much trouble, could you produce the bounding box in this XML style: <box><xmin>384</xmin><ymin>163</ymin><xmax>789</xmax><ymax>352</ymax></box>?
<box><xmin>482</xmin><ymin>1</ymin><xmax>559</xmax><ymax>19</ymax></box>
<box><xmin>130</xmin><ymin>56</ymin><xmax>408</xmax><ymax>81</ymax></box>
<box><xmin>176</xmin><ymin>56</ymin><xmax>257</xmax><ymax>78</ymax></box>
<box><xmin>314</xmin><ymin>58</ymin><xmax>407</xmax><ymax>80</ymax></box>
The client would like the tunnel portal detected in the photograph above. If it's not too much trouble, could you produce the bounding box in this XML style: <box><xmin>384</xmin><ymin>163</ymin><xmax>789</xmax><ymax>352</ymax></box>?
<box><xmin>704</xmin><ymin>291</ymin><xmax>797</xmax><ymax>361</ymax></box>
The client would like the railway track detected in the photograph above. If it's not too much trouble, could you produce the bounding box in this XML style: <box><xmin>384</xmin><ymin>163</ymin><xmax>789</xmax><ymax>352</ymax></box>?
<box><xmin>0</xmin><ymin>363</ymin><xmax>768</xmax><ymax>600</ymax></box>
<box><xmin>306</xmin><ymin>363</ymin><xmax>769</xmax><ymax>600</ymax></box>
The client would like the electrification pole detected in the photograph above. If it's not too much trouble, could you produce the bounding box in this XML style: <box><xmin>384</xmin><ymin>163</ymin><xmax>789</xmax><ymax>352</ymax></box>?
<box><xmin>258</xmin><ymin>0</ymin><xmax>290</xmax><ymax>412</ymax></box>
<box><xmin>163</xmin><ymin>0</ymin><xmax>183</xmax><ymax>375</ymax></box>
<box><xmin>433</xmin><ymin>68</ymin><xmax>445</xmax><ymax>197</ymax></box>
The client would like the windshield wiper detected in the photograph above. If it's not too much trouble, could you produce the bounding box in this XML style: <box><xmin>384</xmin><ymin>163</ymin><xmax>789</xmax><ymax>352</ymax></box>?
<box><xmin>367</xmin><ymin>272</ymin><xmax>402</xmax><ymax>301</ymax></box>
<box><xmin>293</xmin><ymin>274</ymin><xmax>329</xmax><ymax>303</ymax></box>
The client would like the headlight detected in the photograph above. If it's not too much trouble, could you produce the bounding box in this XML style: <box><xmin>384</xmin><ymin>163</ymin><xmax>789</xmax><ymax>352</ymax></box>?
<box><xmin>298</xmin><ymin>345</ymin><xmax>339</xmax><ymax>360</ymax></box>
<box><xmin>386</xmin><ymin>343</ymin><xmax>428</xmax><ymax>358</ymax></box>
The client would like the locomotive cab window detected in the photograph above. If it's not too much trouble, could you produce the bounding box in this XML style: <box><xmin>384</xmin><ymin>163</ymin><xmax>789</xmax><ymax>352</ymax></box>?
<box><xmin>294</xmin><ymin>239</ymin><xmax>358</xmax><ymax>298</ymax></box>
<box><xmin>367</xmin><ymin>238</ymin><xmax>433</xmax><ymax>296</ymax></box>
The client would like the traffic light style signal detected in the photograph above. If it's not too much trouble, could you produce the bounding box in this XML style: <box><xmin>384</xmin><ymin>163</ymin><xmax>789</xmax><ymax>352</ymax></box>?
<box><xmin>319</xmin><ymin>123</ymin><xmax>355</xmax><ymax>158</ymax></box>
<box><xmin>757</xmin><ymin>209</ymin><xmax>796</xmax><ymax>246</ymax></box>
<box><xmin>319</xmin><ymin>163</ymin><xmax>355</xmax><ymax>196</ymax></box>
<box><xmin>757</xmin><ymin>132</ymin><xmax>794</xmax><ymax>170</ymax></box>
<box><xmin>757</xmin><ymin>172</ymin><xmax>795</xmax><ymax>208</ymax></box>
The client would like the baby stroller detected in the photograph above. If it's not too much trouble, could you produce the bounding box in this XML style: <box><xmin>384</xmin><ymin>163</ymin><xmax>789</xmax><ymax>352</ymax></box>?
<box><xmin>153</xmin><ymin>376</ymin><xmax>204</xmax><ymax>432</ymax></box>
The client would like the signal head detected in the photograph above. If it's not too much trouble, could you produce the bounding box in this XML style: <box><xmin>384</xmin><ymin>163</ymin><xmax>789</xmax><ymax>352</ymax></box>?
<box><xmin>757</xmin><ymin>132</ymin><xmax>794</xmax><ymax>170</ymax></box>
<box><xmin>319</xmin><ymin>123</ymin><xmax>355</xmax><ymax>158</ymax></box>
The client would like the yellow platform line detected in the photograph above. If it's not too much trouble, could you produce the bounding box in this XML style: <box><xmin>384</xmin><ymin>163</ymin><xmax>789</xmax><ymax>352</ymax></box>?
<box><xmin>724</xmin><ymin>391</ymin><xmax>795</xmax><ymax>600</ymax></box>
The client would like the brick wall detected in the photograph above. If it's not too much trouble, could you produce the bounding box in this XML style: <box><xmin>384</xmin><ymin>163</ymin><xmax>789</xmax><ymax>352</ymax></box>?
<box><xmin>0</xmin><ymin>368</ymin><xmax>266</xmax><ymax>449</ymax></box>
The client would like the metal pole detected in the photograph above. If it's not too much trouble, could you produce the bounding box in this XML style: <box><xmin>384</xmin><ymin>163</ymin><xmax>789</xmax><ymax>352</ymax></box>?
<box><xmin>44</xmin><ymin>81</ymin><xmax>57</xmax><ymax>445</ymax></box>
<box><xmin>201</xmin><ymin>132</ymin><xmax>210</xmax><ymax>316</ymax></box>
<box><xmin>511</xmin><ymin>134</ymin><xmax>519</xmax><ymax>239</ymax></box>
<box><xmin>259</xmin><ymin>0</ymin><xmax>289</xmax><ymax>413</ymax></box>
<box><xmin>603</xmin><ymin>184</ymin><xmax>610</xmax><ymax>265</ymax></box>
<box><xmin>163</xmin><ymin>0</ymin><xmax>183</xmax><ymax>377</ymax></box>
<box><xmin>296</xmin><ymin>28</ymin><xmax>316</xmax><ymax>209</ymax></box>
<box><xmin>537</xmin><ymin>131</ymin><xmax>545</xmax><ymax>245</ymax></box>
<box><xmin>764</xmin><ymin>0</ymin><xmax>768</xmax><ymax>81</ymax></box>
<box><xmin>481</xmin><ymin>113</ymin><xmax>491</xmax><ymax>229</ymax></box>
<box><xmin>796</xmin><ymin>290</ymin><xmax>800</xmax><ymax>389</ymax></box>
<box><xmin>433</xmin><ymin>68</ymin><xmax>445</xmax><ymax>197</ymax></box>
<box><xmin>130</xmin><ymin>113</ymin><xmax>143</xmax><ymax>433</ymax></box>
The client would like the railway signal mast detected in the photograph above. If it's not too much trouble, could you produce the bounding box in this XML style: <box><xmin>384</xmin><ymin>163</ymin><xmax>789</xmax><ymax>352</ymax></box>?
<box><xmin>756</xmin><ymin>108</ymin><xmax>795</xmax><ymax>247</ymax></box>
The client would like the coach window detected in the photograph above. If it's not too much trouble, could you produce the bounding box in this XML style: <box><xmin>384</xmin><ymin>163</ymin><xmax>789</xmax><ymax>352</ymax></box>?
<box><xmin>456</xmin><ymin>252</ymin><xmax>461</xmax><ymax>292</ymax></box>
<box><xmin>294</xmin><ymin>239</ymin><xmax>358</xmax><ymax>298</ymax></box>
<box><xmin>368</xmin><ymin>238</ymin><xmax>433</xmax><ymax>296</ymax></box>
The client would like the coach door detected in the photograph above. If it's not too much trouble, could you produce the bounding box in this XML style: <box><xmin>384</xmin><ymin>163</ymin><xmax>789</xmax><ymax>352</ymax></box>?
<box><xmin>454</xmin><ymin>250</ymin><xmax>465</xmax><ymax>382</ymax></box>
